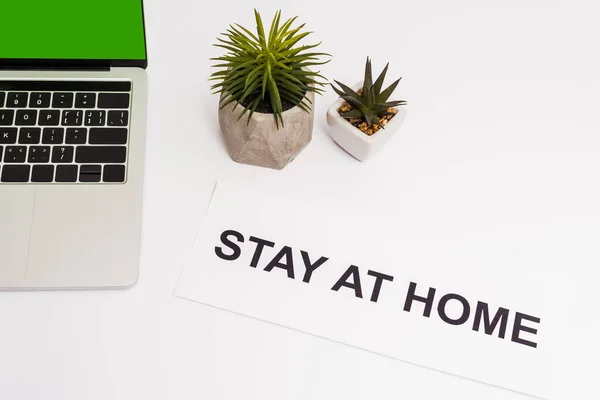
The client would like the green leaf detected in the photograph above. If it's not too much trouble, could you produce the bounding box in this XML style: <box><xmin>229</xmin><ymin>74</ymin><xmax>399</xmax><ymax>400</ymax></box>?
<box><xmin>268</xmin><ymin>10</ymin><xmax>282</xmax><ymax>47</ymax></box>
<box><xmin>330</xmin><ymin>83</ymin><xmax>347</xmax><ymax>99</ymax></box>
<box><xmin>239</xmin><ymin>78</ymin><xmax>263</xmax><ymax>105</ymax></box>
<box><xmin>285</xmin><ymin>51</ymin><xmax>330</xmax><ymax>60</ymax></box>
<box><xmin>340</xmin><ymin>109</ymin><xmax>363</xmax><ymax>119</ymax></box>
<box><xmin>363</xmin><ymin>111</ymin><xmax>379</xmax><ymax>127</ymax></box>
<box><xmin>276</xmin><ymin>20</ymin><xmax>303</xmax><ymax>44</ymax></box>
<box><xmin>245</xmin><ymin>64</ymin><xmax>264</xmax><ymax>88</ymax></box>
<box><xmin>210</xmin><ymin>56</ymin><xmax>255</xmax><ymax>63</ymax></box>
<box><xmin>268</xmin><ymin>75</ymin><xmax>284</xmax><ymax>127</ymax></box>
<box><xmin>230</xmin><ymin>59</ymin><xmax>258</xmax><ymax>73</ymax></box>
<box><xmin>277</xmin><ymin>31</ymin><xmax>311</xmax><ymax>52</ymax></box>
<box><xmin>342</xmin><ymin>95</ymin><xmax>366</xmax><ymax>111</ymax></box>
<box><xmin>370</xmin><ymin>101</ymin><xmax>405</xmax><ymax>113</ymax></box>
<box><xmin>363</xmin><ymin>57</ymin><xmax>373</xmax><ymax>93</ymax></box>
<box><xmin>372</xmin><ymin>62</ymin><xmax>388</xmax><ymax>95</ymax></box>
<box><xmin>262</xmin><ymin>59</ymin><xmax>271</xmax><ymax>100</ymax></box>
<box><xmin>333</xmin><ymin>80</ymin><xmax>360</xmax><ymax>99</ymax></box>
<box><xmin>233</xmin><ymin>24</ymin><xmax>260</xmax><ymax>44</ymax></box>
<box><xmin>362</xmin><ymin>84</ymin><xmax>373</xmax><ymax>106</ymax></box>
<box><xmin>216</xmin><ymin>37</ymin><xmax>252</xmax><ymax>53</ymax></box>
<box><xmin>275</xmin><ymin>16</ymin><xmax>298</xmax><ymax>41</ymax></box>
<box><xmin>254</xmin><ymin>9</ymin><xmax>267</xmax><ymax>47</ymax></box>
<box><xmin>246</xmin><ymin>97</ymin><xmax>263</xmax><ymax>123</ymax></box>
<box><xmin>377</xmin><ymin>78</ymin><xmax>401</xmax><ymax>103</ymax></box>
<box><xmin>279</xmin><ymin>80</ymin><xmax>309</xmax><ymax>98</ymax></box>
<box><xmin>219</xmin><ymin>91</ymin><xmax>245</xmax><ymax>110</ymax></box>
<box><xmin>238</xmin><ymin>96</ymin><xmax>260</xmax><ymax>122</ymax></box>
<box><xmin>272</xmin><ymin>69</ymin><xmax>303</xmax><ymax>85</ymax></box>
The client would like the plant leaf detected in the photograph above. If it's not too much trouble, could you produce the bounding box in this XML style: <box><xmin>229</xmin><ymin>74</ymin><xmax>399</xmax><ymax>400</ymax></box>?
<box><xmin>268</xmin><ymin>10</ymin><xmax>281</xmax><ymax>48</ymax></box>
<box><xmin>377</xmin><ymin>78</ymin><xmax>401</xmax><ymax>103</ymax></box>
<box><xmin>363</xmin><ymin>57</ymin><xmax>373</xmax><ymax>93</ymax></box>
<box><xmin>254</xmin><ymin>9</ymin><xmax>267</xmax><ymax>47</ymax></box>
<box><xmin>333</xmin><ymin>80</ymin><xmax>360</xmax><ymax>98</ymax></box>
<box><xmin>340</xmin><ymin>109</ymin><xmax>363</xmax><ymax>119</ymax></box>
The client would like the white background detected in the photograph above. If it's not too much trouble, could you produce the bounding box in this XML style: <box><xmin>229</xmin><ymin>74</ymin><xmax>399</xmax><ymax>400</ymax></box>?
<box><xmin>1</xmin><ymin>0</ymin><xmax>599</xmax><ymax>399</ymax></box>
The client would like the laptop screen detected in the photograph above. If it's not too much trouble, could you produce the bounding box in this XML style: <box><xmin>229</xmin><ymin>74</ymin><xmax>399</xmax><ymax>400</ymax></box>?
<box><xmin>0</xmin><ymin>0</ymin><xmax>146</xmax><ymax>66</ymax></box>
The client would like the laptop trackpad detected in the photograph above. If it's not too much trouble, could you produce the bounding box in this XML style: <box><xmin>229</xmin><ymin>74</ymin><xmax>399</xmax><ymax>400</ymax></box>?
<box><xmin>0</xmin><ymin>188</ymin><xmax>35</xmax><ymax>284</ymax></box>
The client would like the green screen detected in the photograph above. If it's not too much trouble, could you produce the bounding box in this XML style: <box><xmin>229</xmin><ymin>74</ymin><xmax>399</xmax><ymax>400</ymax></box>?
<box><xmin>0</xmin><ymin>0</ymin><xmax>146</xmax><ymax>60</ymax></box>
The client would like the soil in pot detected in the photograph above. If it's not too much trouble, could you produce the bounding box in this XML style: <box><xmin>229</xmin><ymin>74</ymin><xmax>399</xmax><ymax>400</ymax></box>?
<box><xmin>337</xmin><ymin>89</ymin><xmax>398</xmax><ymax>136</ymax></box>
<box><xmin>240</xmin><ymin>89</ymin><xmax>307</xmax><ymax>115</ymax></box>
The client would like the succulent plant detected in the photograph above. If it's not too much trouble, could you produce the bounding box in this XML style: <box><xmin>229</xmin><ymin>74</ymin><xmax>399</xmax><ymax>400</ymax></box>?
<box><xmin>331</xmin><ymin>58</ymin><xmax>407</xmax><ymax>128</ymax></box>
<box><xmin>210</xmin><ymin>10</ymin><xmax>330</xmax><ymax>128</ymax></box>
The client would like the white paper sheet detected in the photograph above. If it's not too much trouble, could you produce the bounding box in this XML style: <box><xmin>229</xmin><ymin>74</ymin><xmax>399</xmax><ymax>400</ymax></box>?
<box><xmin>175</xmin><ymin>181</ymin><xmax>569</xmax><ymax>399</ymax></box>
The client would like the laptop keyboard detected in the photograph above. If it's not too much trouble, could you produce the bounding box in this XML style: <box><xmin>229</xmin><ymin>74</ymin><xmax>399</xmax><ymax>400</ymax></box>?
<box><xmin>0</xmin><ymin>81</ymin><xmax>131</xmax><ymax>184</ymax></box>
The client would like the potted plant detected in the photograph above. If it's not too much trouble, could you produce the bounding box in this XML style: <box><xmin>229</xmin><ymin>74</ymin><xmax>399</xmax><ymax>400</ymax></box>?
<box><xmin>210</xmin><ymin>10</ymin><xmax>330</xmax><ymax>170</ymax></box>
<box><xmin>327</xmin><ymin>58</ymin><xmax>407</xmax><ymax>161</ymax></box>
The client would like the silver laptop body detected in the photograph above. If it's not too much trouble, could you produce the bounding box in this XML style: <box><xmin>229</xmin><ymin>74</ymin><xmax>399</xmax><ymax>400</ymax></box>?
<box><xmin>0</xmin><ymin>67</ymin><xmax>148</xmax><ymax>290</ymax></box>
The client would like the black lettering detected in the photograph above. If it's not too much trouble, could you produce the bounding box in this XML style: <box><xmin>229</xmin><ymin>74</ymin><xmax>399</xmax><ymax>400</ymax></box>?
<box><xmin>264</xmin><ymin>246</ymin><xmax>295</xmax><ymax>279</ymax></box>
<box><xmin>248</xmin><ymin>236</ymin><xmax>275</xmax><ymax>268</ymax></box>
<box><xmin>403</xmin><ymin>282</ymin><xmax>436</xmax><ymax>317</ymax></box>
<box><xmin>511</xmin><ymin>312</ymin><xmax>541</xmax><ymax>348</ymax></box>
<box><xmin>472</xmin><ymin>302</ymin><xmax>509</xmax><ymax>338</ymax></box>
<box><xmin>215</xmin><ymin>230</ymin><xmax>244</xmax><ymax>261</ymax></box>
<box><xmin>437</xmin><ymin>293</ymin><xmax>471</xmax><ymax>325</ymax></box>
<box><xmin>331</xmin><ymin>265</ymin><xmax>363</xmax><ymax>299</ymax></box>
<box><xmin>300</xmin><ymin>251</ymin><xmax>328</xmax><ymax>283</ymax></box>
<box><xmin>367</xmin><ymin>270</ymin><xmax>394</xmax><ymax>303</ymax></box>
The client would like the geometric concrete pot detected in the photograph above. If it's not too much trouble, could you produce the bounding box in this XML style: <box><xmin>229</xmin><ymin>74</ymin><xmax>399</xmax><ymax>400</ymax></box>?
<box><xmin>326</xmin><ymin>81</ymin><xmax>407</xmax><ymax>161</ymax></box>
<box><xmin>218</xmin><ymin>90</ymin><xmax>315</xmax><ymax>170</ymax></box>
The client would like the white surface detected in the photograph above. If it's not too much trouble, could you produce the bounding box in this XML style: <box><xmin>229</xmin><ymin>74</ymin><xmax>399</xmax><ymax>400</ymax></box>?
<box><xmin>326</xmin><ymin>81</ymin><xmax>407</xmax><ymax>161</ymax></box>
<box><xmin>1</xmin><ymin>0</ymin><xmax>599</xmax><ymax>399</ymax></box>
<box><xmin>175</xmin><ymin>182</ymin><xmax>558</xmax><ymax>399</ymax></box>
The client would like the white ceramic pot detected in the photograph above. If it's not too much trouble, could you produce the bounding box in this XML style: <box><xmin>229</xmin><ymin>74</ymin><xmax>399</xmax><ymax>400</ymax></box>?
<box><xmin>326</xmin><ymin>82</ymin><xmax>407</xmax><ymax>161</ymax></box>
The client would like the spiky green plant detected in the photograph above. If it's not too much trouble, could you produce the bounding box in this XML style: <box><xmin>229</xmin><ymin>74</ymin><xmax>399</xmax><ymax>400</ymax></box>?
<box><xmin>210</xmin><ymin>10</ymin><xmax>330</xmax><ymax>129</ymax></box>
<box><xmin>331</xmin><ymin>58</ymin><xmax>407</xmax><ymax>128</ymax></box>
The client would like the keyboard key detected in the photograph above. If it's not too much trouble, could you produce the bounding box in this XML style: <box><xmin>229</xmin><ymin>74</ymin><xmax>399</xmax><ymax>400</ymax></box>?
<box><xmin>89</xmin><ymin>128</ymin><xmax>128</xmax><ymax>145</ymax></box>
<box><xmin>6</xmin><ymin>92</ymin><xmax>28</xmax><ymax>108</ymax></box>
<box><xmin>75</xmin><ymin>93</ymin><xmax>96</xmax><ymax>108</ymax></box>
<box><xmin>62</xmin><ymin>110</ymin><xmax>83</xmax><ymax>126</ymax></box>
<box><xmin>19</xmin><ymin>128</ymin><xmax>41</xmax><ymax>144</ymax></box>
<box><xmin>85</xmin><ymin>110</ymin><xmax>106</xmax><ymax>126</ymax></box>
<box><xmin>31</xmin><ymin>165</ymin><xmax>54</xmax><ymax>182</ymax></box>
<box><xmin>15</xmin><ymin>110</ymin><xmax>38</xmax><ymax>126</ymax></box>
<box><xmin>39</xmin><ymin>110</ymin><xmax>61</xmax><ymax>126</ymax></box>
<box><xmin>42</xmin><ymin>128</ymin><xmax>64</xmax><ymax>144</ymax></box>
<box><xmin>0</xmin><ymin>128</ymin><xmax>17</xmax><ymax>143</ymax></box>
<box><xmin>0</xmin><ymin>146</ymin><xmax>2</xmax><ymax>160</ymax></box>
<box><xmin>28</xmin><ymin>146</ymin><xmax>51</xmax><ymax>163</ymax></box>
<box><xmin>103</xmin><ymin>165</ymin><xmax>126</xmax><ymax>183</ymax></box>
<box><xmin>79</xmin><ymin>165</ymin><xmax>102</xmax><ymax>182</ymax></box>
<box><xmin>1</xmin><ymin>165</ymin><xmax>30</xmax><ymax>182</ymax></box>
<box><xmin>29</xmin><ymin>93</ymin><xmax>51</xmax><ymax>108</ymax></box>
<box><xmin>4</xmin><ymin>146</ymin><xmax>27</xmax><ymax>163</ymax></box>
<box><xmin>108</xmin><ymin>110</ymin><xmax>129</xmax><ymax>126</ymax></box>
<box><xmin>56</xmin><ymin>165</ymin><xmax>78</xmax><ymax>182</ymax></box>
<box><xmin>76</xmin><ymin>146</ymin><xmax>126</xmax><ymax>163</ymax></box>
<box><xmin>0</xmin><ymin>92</ymin><xmax>5</xmax><ymax>107</ymax></box>
<box><xmin>66</xmin><ymin>128</ymin><xmax>87</xmax><ymax>144</ymax></box>
<box><xmin>0</xmin><ymin>110</ymin><xmax>15</xmax><ymax>125</ymax></box>
<box><xmin>51</xmin><ymin>146</ymin><xmax>74</xmax><ymax>163</ymax></box>
<box><xmin>52</xmin><ymin>92</ymin><xmax>74</xmax><ymax>108</ymax></box>
<box><xmin>0</xmin><ymin>81</ymin><xmax>131</xmax><ymax>92</ymax></box>
<box><xmin>98</xmin><ymin>93</ymin><xmax>130</xmax><ymax>109</ymax></box>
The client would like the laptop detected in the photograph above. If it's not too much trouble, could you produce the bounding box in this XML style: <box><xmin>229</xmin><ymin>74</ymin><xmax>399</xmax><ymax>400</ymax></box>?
<box><xmin>0</xmin><ymin>0</ymin><xmax>148</xmax><ymax>289</ymax></box>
